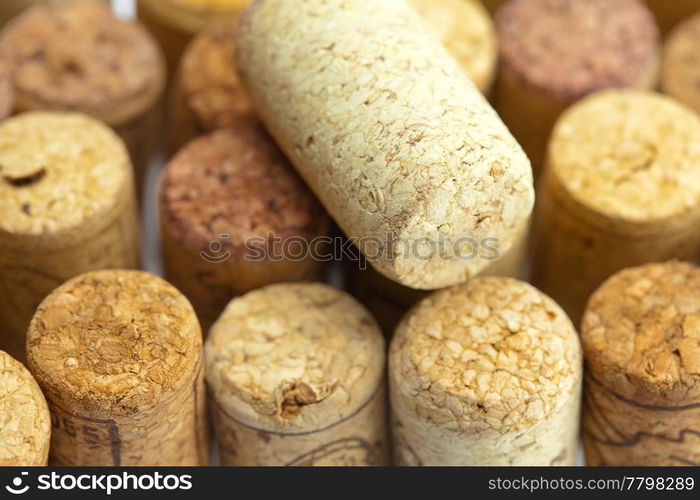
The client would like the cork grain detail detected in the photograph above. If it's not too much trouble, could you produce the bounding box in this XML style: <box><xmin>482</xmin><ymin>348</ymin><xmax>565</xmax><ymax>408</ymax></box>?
<box><xmin>236</xmin><ymin>0</ymin><xmax>534</xmax><ymax>290</ymax></box>
<box><xmin>662</xmin><ymin>13</ymin><xmax>700</xmax><ymax>116</ymax></box>
<box><xmin>0</xmin><ymin>350</ymin><xmax>50</xmax><ymax>466</ymax></box>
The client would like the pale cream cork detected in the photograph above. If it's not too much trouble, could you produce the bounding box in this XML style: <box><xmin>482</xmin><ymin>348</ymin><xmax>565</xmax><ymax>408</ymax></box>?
<box><xmin>206</xmin><ymin>283</ymin><xmax>388</xmax><ymax>466</ymax></box>
<box><xmin>389</xmin><ymin>277</ymin><xmax>582</xmax><ymax>465</ymax></box>
<box><xmin>236</xmin><ymin>0</ymin><xmax>534</xmax><ymax>290</ymax></box>
<box><xmin>661</xmin><ymin>12</ymin><xmax>700</xmax><ymax>115</ymax></box>
<box><xmin>0</xmin><ymin>350</ymin><xmax>50</xmax><ymax>466</ymax></box>
<box><xmin>582</xmin><ymin>261</ymin><xmax>700</xmax><ymax>466</ymax></box>
<box><xmin>646</xmin><ymin>0</ymin><xmax>700</xmax><ymax>35</ymax></box>
<box><xmin>0</xmin><ymin>112</ymin><xmax>139</xmax><ymax>362</ymax></box>
<box><xmin>531</xmin><ymin>89</ymin><xmax>700</xmax><ymax>325</ymax></box>
<box><xmin>26</xmin><ymin>270</ymin><xmax>210</xmax><ymax>466</ymax></box>
<box><xmin>0</xmin><ymin>0</ymin><xmax>166</xmax><ymax>190</ymax></box>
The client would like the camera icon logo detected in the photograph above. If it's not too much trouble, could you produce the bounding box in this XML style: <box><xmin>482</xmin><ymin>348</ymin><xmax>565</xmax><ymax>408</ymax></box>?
<box><xmin>5</xmin><ymin>472</ymin><xmax>29</xmax><ymax>495</ymax></box>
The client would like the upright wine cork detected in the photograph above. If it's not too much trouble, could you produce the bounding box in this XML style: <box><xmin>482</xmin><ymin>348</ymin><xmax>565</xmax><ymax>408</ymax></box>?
<box><xmin>237</xmin><ymin>0</ymin><xmax>534</xmax><ymax>290</ymax></box>
<box><xmin>645</xmin><ymin>0</ymin><xmax>700</xmax><ymax>35</ymax></box>
<box><xmin>661</xmin><ymin>12</ymin><xmax>700</xmax><ymax>115</ymax></box>
<box><xmin>0</xmin><ymin>0</ymin><xmax>166</xmax><ymax>190</ymax></box>
<box><xmin>206</xmin><ymin>283</ymin><xmax>388</xmax><ymax>466</ymax></box>
<box><xmin>0</xmin><ymin>350</ymin><xmax>50</xmax><ymax>466</ymax></box>
<box><xmin>582</xmin><ymin>262</ymin><xmax>700</xmax><ymax>466</ymax></box>
<box><xmin>0</xmin><ymin>61</ymin><xmax>12</xmax><ymax>121</ymax></box>
<box><xmin>494</xmin><ymin>0</ymin><xmax>659</xmax><ymax>174</ymax></box>
<box><xmin>26</xmin><ymin>270</ymin><xmax>209</xmax><ymax>466</ymax></box>
<box><xmin>0</xmin><ymin>112</ymin><xmax>139</xmax><ymax>362</ymax></box>
<box><xmin>160</xmin><ymin>125</ymin><xmax>329</xmax><ymax>332</ymax></box>
<box><xmin>389</xmin><ymin>277</ymin><xmax>582</xmax><ymax>465</ymax></box>
<box><xmin>531</xmin><ymin>89</ymin><xmax>700</xmax><ymax>324</ymax></box>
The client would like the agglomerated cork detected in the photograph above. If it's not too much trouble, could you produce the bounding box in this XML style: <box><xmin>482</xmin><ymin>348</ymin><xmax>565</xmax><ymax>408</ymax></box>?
<box><xmin>26</xmin><ymin>270</ymin><xmax>210</xmax><ymax>466</ymax></box>
<box><xmin>0</xmin><ymin>61</ymin><xmax>12</xmax><ymax>121</ymax></box>
<box><xmin>206</xmin><ymin>283</ymin><xmax>388</xmax><ymax>466</ymax></box>
<box><xmin>646</xmin><ymin>0</ymin><xmax>700</xmax><ymax>35</ymax></box>
<box><xmin>389</xmin><ymin>277</ymin><xmax>582</xmax><ymax>465</ymax></box>
<box><xmin>0</xmin><ymin>112</ymin><xmax>139</xmax><ymax>362</ymax></box>
<box><xmin>661</xmin><ymin>12</ymin><xmax>700</xmax><ymax>115</ymax></box>
<box><xmin>581</xmin><ymin>262</ymin><xmax>700</xmax><ymax>466</ymax></box>
<box><xmin>237</xmin><ymin>0</ymin><xmax>534</xmax><ymax>290</ymax></box>
<box><xmin>0</xmin><ymin>350</ymin><xmax>50</xmax><ymax>466</ymax></box>
<box><xmin>531</xmin><ymin>89</ymin><xmax>700</xmax><ymax>324</ymax></box>
<box><xmin>0</xmin><ymin>0</ymin><xmax>166</xmax><ymax>188</ymax></box>
<box><xmin>494</xmin><ymin>0</ymin><xmax>659</xmax><ymax>173</ymax></box>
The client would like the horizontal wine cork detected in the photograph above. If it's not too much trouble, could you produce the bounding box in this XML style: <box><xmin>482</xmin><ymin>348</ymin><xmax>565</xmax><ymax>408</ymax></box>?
<box><xmin>645</xmin><ymin>0</ymin><xmax>700</xmax><ymax>35</ymax></box>
<box><xmin>581</xmin><ymin>261</ymin><xmax>700</xmax><ymax>466</ymax></box>
<box><xmin>0</xmin><ymin>350</ymin><xmax>50</xmax><ymax>466</ymax></box>
<box><xmin>531</xmin><ymin>89</ymin><xmax>700</xmax><ymax>324</ymax></box>
<box><xmin>237</xmin><ymin>0</ymin><xmax>534</xmax><ymax>290</ymax></box>
<box><xmin>0</xmin><ymin>112</ymin><xmax>139</xmax><ymax>362</ymax></box>
<box><xmin>661</xmin><ymin>12</ymin><xmax>700</xmax><ymax>115</ymax></box>
<box><xmin>0</xmin><ymin>61</ymin><xmax>11</xmax><ymax>120</ymax></box>
<box><xmin>206</xmin><ymin>283</ymin><xmax>388</xmax><ymax>466</ymax></box>
<box><xmin>160</xmin><ymin>125</ymin><xmax>329</xmax><ymax>332</ymax></box>
<box><xmin>0</xmin><ymin>0</ymin><xmax>166</xmax><ymax>190</ymax></box>
<box><xmin>26</xmin><ymin>270</ymin><xmax>210</xmax><ymax>466</ymax></box>
<box><xmin>494</xmin><ymin>0</ymin><xmax>659</xmax><ymax>174</ymax></box>
<box><xmin>389</xmin><ymin>277</ymin><xmax>582</xmax><ymax>465</ymax></box>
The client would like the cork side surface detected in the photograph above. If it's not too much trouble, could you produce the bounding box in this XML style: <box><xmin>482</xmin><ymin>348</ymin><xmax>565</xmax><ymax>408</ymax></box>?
<box><xmin>0</xmin><ymin>61</ymin><xmax>12</xmax><ymax>120</ymax></box>
<box><xmin>138</xmin><ymin>0</ymin><xmax>250</xmax><ymax>35</ymax></box>
<box><xmin>662</xmin><ymin>13</ymin><xmax>700</xmax><ymax>114</ymax></box>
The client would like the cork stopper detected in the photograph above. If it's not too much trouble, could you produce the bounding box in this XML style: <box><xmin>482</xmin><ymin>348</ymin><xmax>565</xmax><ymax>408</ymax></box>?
<box><xmin>0</xmin><ymin>0</ymin><xmax>165</xmax><ymax>126</ymax></box>
<box><xmin>496</xmin><ymin>0</ymin><xmax>659</xmax><ymax>100</ymax></box>
<box><xmin>391</xmin><ymin>277</ymin><xmax>581</xmax><ymax>435</ymax></box>
<box><xmin>582</xmin><ymin>261</ymin><xmax>700</xmax><ymax>407</ymax></box>
<box><xmin>0</xmin><ymin>350</ymin><xmax>50</xmax><ymax>466</ymax></box>
<box><xmin>0</xmin><ymin>61</ymin><xmax>12</xmax><ymax>120</ymax></box>
<box><xmin>661</xmin><ymin>12</ymin><xmax>700</xmax><ymax>114</ymax></box>
<box><xmin>160</xmin><ymin>125</ymin><xmax>327</xmax><ymax>255</ymax></box>
<box><xmin>26</xmin><ymin>270</ymin><xmax>203</xmax><ymax>418</ymax></box>
<box><xmin>141</xmin><ymin>0</ymin><xmax>250</xmax><ymax>35</ymax></box>
<box><xmin>206</xmin><ymin>282</ymin><xmax>385</xmax><ymax>433</ymax></box>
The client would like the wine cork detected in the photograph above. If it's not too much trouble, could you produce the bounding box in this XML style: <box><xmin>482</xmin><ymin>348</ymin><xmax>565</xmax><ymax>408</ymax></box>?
<box><xmin>661</xmin><ymin>12</ymin><xmax>700</xmax><ymax>115</ymax></box>
<box><xmin>646</xmin><ymin>0</ymin><xmax>700</xmax><ymax>35</ymax></box>
<box><xmin>0</xmin><ymin>350</ymin><xmax>50</xmax><ymax>466</ymax></box>
<box><xmin>236</xmin><ymin>0</ymin><xmax>534</xmax><ymax>290</ymax></box>
<box><xmin>494</xmin><ymin>0</ymin><xmax>659</xmax><ymax>175</ymax></box>
<box><xmin>389</xmin><ymin>277</ymin><xmax>582</xmax><ymax>465</ymax></box>
<box><xmin>0</xmin><ymin>61</ymin><xmax>12</xmax><ymax>121</ymax></box>
<box><xmin>160</xmin><ymin>125</ymin><xmax>330</xmax><ymax>332</ymax></box>
<box><xmin>0</xmin><ymin>0</ymin><xmax>39</xmax><ymax>27</ymax></box>
<box><xmin>0</xmin><ymin>112</ymin><xmax>139</xmax><ymax>362</ymax></box>
<box><xmin>26</xmin><ymin>270</ymin><xmax>210</xmax><ymax>466</ymax></box>
<box><xmin>531</xmin><ymin>89</ymin><xmax>700</xmax><ymax>325</ymax></box>
<box><xmin>409</xmin><ymin>0</ymin><xmax>497</xmax><ymax>94</ymax></box>
<box><xmin>0</xmin><ymin>0</ymin><xmax>166</xmax><ymax>191</ymax></box>
<box><xmin>205</xmin><ymin>283</ymin><xmax>388</xmax><ymax>466</ymax></box>
<box><xmin>581</xmin><ymin>261</ymin><xmax>700</xmax><ymax>466</ymax></box>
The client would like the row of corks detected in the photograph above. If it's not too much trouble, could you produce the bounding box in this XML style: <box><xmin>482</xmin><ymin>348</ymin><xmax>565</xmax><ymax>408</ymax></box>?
<box><xmin>0</xmin><ymin>0</ymin><xmax>699</xmax><ymax>466</ymax></box>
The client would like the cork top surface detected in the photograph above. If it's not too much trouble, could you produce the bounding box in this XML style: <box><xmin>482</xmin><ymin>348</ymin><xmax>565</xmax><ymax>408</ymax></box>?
<box><xmin>0</xmin><ymin>1</ymin><xmax>165</xmax><ymax>124</ymax></box>
<box><xmin>0</xmin><ymin>351</ymin><xmax>50</xmax><ymax>466</ymax></box>
<box><xmin>548</xmin><ymin>89</ymin><xmax>700</xmax><ymax>223</ymax></box>
<box><xmin>409</xmin><ymin>0</ymin><xmax>496</xmax><ymax>93</ymax></box>
<box><xmin>179</xmin><ymin>16</ymin><xmax>256</xmax><ymax>131</ymax></box>
<box><xmin>390</xmin><ymin>277</ymin><xmax>581</xmax><ymax>434</ymax></box>
<box><xmin>582</xmin><ymin>261</ymin><xmax>700</xmax><ymax>406</ymax></box>
<box><xmin>205</xmin><ymin>283</ymin><xmax>385</xmax><ymax>433</ymax></box>
<box><xmin>662</xmin><ymin>12</ymin><xmax>700</xmax><ymax>114</ymax></box>
<box><xmin>160</xmin><ymin>125</ymin><xmax>327</xmax><ymax>252</ymax></box>
<box><xmin>496</xmin><ymin>0</ymin><xmax>658</xmax><ymax>99</ymax></box>
<box><xmin>0</xmin><ymin>112</ymin><xmax>131</xmax><ymax>238</ymax></box>
<box><xmin>0</xmin><ymin>62</ymin><xmax>12</xmax><ymax>121</ymax></box>
<box><xmin>26</xmin><ymin>270</ymin><xmax>202</xmax><ymax>417</ymax></box>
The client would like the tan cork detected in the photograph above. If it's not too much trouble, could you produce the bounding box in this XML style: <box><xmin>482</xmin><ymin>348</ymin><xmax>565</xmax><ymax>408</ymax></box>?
<box><xmin>581</xmin><ymin>261</ymin><xmax>700</xmax><ymax>466</ymax></box>
<box><xmin>0</xmin><ymin>0</ymin><xmax>41</xmax><ymax>27</ymax></box>
<box><xmin>206</xmin><ymin>283</ymin><xmax>388</xmax><ymax>466</ymax></box>
<box><xmin>0</xmin><ymin>350</ymin><xmax>50</xmax><ymax>466</ymax></box>
<box><xmin>236</xmin><ymin>0</ymin><xmax>534</xmax><ymax>290</ymax></box>
<box><xmin>662</xmin><ymin>12</ymin><xmax>700</xmax><ymax>116</ymax></box>
<box><xmin>389</xmin><ymin>277</ymin><xmax>582</xmax><ymax>465</ymax></box>
<box><xmin>160</xmin><ymin>125</ymin><xmax>330</xmax><ymax>332</ymax></box>
<box><xmin>646</xmin><ymin>0</ymin><xmax>699</xmax><ymax>35</ymax></box>
<box><xmin>26</xmin><ymin>270</ymin><xmax>210</xmax><ymax>466</ymax></box>
<box><xmin>0</xmin><ymin>61</ymin><xmax>11</xmax><ymax>121</ymax></box>
<box><xmin>0</xmin><ymin>0</ymin><xmax>166</xmax><ymax>189</ymax></box>
<box><xmin>481</xmin><ymin>0</ymin><xmax>504</xmax><ymax>15</ymax></box>
<box><xmin>531</xmin><ymin>89</ymin><xmax>700</xmax><ymax>325</ymax></box>
<box><xmin>0</xmin><ymin>112</ymin><xmax>139</xmax><ymax>362</ymax></box>
<box><xmin>494</xmin><ymin>0</ymin><xmax>659</xmax><ymax>174</ymax></box>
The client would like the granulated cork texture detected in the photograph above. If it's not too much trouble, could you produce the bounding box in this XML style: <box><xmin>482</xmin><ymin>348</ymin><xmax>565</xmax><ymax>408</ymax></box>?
<box><xmin>206</xmin><ymin>283</ymin><xmax>387</xmax><ymax>465</ymax></box>
<box><xmin>236</xmin><ymin>0</ymin><xmax>534</xmax><ymax>290</ymax></box>
<box><xmin>0</xmin><ymin>350</ymin><xmax>50</xmax><ymax>466</ymax></box>
<box><xmin>662</xmin><ymin>13</ymin><xmax>700</xmax><ymax>115</ymax></box>
<box><xmin>389</xmin><ymin>277</ymin><xmax>581</xmax><ymax>465</ymax></box>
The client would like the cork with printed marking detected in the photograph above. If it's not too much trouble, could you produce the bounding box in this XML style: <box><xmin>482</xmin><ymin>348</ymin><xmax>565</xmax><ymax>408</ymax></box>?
<box><xmin>26</xmin><ymin>270</ymin><xmax>210</xmax><ymax>466</ymax></box>
<box><xmin>205</xmin><ymin>283</ymin><xmax>388</xmax><ymax>466</ymax></box>
<box><xmin>0</xmin><ymin>112</ymin><xmax>139</xmax><ymax>362</ymax></box>
<box><xmin>661</xmin><ymin>12</ymin><xmax>700</xmax><ymax>116</ymax></box>
<box><xmin>494</xmin><ymin>0</ymin><xmax>659</xmax><ymax>174</ymax></box>
<box><xmin>581</xmin><ymin>261</ymin><xmax>700</xmax><ymax>466</ymax></box>
<box><xmin>0</xmin><ymin>0</ymin><xmax>166</xmax><ymax>190</ymax></box>
<box><xmin>0</xmin><ymin>350</ymin><xmax>50</xmax><ymax>466</ymax></box>
<box><xmin>646</xmin><ymin>0</ymin><xmax>699</xmax><ymax>35</ymax></box>
<box><xmin>531</xmin><ymin>89</ymin><xmax>700</xmax><ymax>325</ymax></box>
<box><xmin>389</xmin><ymin>277</ymin><xmax>582</xmax><ymax>465</ymax></box>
